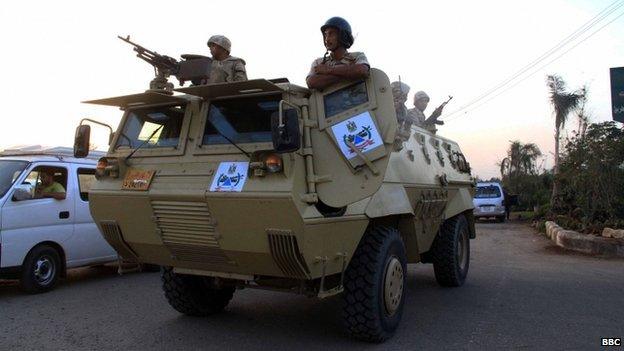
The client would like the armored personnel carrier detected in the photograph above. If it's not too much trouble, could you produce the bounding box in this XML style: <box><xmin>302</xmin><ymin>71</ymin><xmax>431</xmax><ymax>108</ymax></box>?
<box><xmin>74</xmin><ymin>66</ymin><xmax>475</xmax><ymax>342</ymax></box>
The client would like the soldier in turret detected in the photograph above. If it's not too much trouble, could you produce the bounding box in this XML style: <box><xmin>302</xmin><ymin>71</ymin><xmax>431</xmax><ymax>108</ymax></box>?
<box><xmin>408</xmin><ymin>91</ymin><xmax>444</xmax><ymax>133</ymax></box>
<box><xmin>306</xmin><ymin>17</ymin><xmax>370</xmax><ymax>90</ymax></box>
<box><xmin>206</xmin><ymin>35</ymin><xmax>247</xmax><ymax>83</ymax></box>
<box><xmin>391</xmin><ymin>81</ymin><xmax>411</xmax><ymax>131</ymax></box>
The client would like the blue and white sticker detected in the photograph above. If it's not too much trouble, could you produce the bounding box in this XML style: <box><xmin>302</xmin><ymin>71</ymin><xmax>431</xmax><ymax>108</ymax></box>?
<box><xmin>331</xmin><ymin>111</ymin><xmax>383</xmax><ymax>159</ymax></box>
<box><xmin>209</xmin><ymin>162</ymin><xmax>249</xmax><ymax>192</ymax></box>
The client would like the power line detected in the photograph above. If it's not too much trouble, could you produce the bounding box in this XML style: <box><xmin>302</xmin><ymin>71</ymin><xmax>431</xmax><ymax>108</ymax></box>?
<box><xmin>446</xmin><ymin>8</ymin><xmax>624</xmax><ymax>121</ymax></box>
<box><xmin>443</xmin><ymin>0</ymin><xmax>624</xmax><ymax>119</ymax></box>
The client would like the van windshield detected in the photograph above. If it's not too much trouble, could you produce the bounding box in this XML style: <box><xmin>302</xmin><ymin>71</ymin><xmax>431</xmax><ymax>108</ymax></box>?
<box><xmin>116</xmin><ymin>105</ymin><xmax>186</xmax><ymax>149</ymax></box>
<box><xmin>475</xmin><ymin>185</ymin><xmax>502</xmax><ymax>198</ymax></box>
<box><xmin>0</xmin><ymin>160</ymin><xmax>28</xmax><ymax>197</ymax></box>
<box><xmin>202</xmin><ymin>95</ymin><xmax>279</xmax><ymax>145</ymax></box>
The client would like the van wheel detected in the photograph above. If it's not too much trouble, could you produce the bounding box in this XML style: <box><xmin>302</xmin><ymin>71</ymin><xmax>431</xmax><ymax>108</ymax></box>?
<box><xmin>161</xmin><ymin>267</ymin><xmax>234</xmax><ymax>316</ymax></box>
<box><xmin>496</xmin><ymin>216</ymin><xmax>506</xmax><ymax>223</ymax></box>
<box><xmin>20</xmin><ymin>245</ymin><xmax>62</xmax><ymax>294</ymax></box>
<box><xmin>431</xmin><ymin>214</ymin><xmax>470</xmax><ymax>287</ymax></box>
<box><xmin>342</xmin><ymin>226</ymin><xmax>407</xmax><ymax>342</ymax></box>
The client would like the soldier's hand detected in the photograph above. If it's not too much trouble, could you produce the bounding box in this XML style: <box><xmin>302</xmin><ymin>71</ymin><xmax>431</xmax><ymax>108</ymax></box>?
<box><xmin>314</xmin><ymin>64</ymin><xmax>331</xmax><ymax>75</ymax></box>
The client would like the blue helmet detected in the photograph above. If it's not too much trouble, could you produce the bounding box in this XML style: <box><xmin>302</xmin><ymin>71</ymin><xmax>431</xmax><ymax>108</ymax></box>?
<box><xmin>320</xmin><ymin>17</ymin><xmax>354</xmax><ymax>49</ymax></box>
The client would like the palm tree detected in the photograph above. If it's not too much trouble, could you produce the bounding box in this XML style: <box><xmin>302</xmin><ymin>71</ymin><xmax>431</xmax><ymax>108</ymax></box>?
<box><xmin>546</xmin><ymin>75</ymin><xmax>585</xmax><ymax>205</ymax></box>
<box><xmin>500</xmin><ymin>141</ymin><xmax>542</xmax><ymax>194</ymax></box>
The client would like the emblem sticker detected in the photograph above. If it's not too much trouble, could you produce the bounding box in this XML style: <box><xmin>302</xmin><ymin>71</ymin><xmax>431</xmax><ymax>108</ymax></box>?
<box><xmin>209</xmin><ymin>162</ymin><xmax>249</xmax><ymax>192</ymax></box>
<box><xmin>331</xmin><ymin>111</ymin><xmax>383</xmax><ymax>159</ymax></box>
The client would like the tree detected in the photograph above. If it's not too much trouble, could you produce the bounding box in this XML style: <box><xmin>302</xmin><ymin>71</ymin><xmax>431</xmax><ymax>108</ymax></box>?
<box><xmin>499</xmin><ymin>141</ymin><xmax>542</xmax><ymax>194</ymax></box>
<box><xmin>546</xmin><ymin>75</ymin><xmax>585</xmax><ymax>205</ymax></box>
<box><xmin>498</xmin><ymin>141</ymin><xmax>546</xmax><ymax>211</ymax></box>
<box><xmin>557</xmin><ymin>122</ymin><xmax>624</xmax><ymax>232</ymax></box>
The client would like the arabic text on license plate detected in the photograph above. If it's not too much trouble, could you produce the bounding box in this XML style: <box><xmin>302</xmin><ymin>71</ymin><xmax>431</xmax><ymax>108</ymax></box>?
<box><xmin>122</xmin><ymin>169</ymin><xmax>155</xmax><ymax>191</ymax></box>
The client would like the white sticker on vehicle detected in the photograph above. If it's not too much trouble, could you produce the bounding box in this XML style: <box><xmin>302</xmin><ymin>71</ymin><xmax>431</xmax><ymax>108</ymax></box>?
<box><xmin>331</xmin><ymin>111</ymin><xmax>383</xmax><ymax>160</ymax></box>
<box><xmin>209</xmin><ymin>162</ymin><xmax>249</xmax><ymax>192</ymax></box>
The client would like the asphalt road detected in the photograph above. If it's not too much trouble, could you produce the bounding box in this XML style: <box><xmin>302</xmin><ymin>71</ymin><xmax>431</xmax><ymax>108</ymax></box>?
<box><xmin>1</xmin><ymin>221</ymin><xmax>623</xmax><ymax>350</ymax></box>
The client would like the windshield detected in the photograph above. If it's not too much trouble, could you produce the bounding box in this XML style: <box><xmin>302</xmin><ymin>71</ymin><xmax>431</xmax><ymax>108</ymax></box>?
<box><xmin>202</xmin><ymin>95</ymin><xmax>280</xmax><ymax>145</ymax></box>
<box><xmin>0</xmin><ymin>160</ymin><xmax>28</xmax><ymax>198</ymax></box>
<box><xmin>116</xmin><ymin>105</ymin><xmax>186</xmax><ymax>149</ymax></box>
<box><xmin>475</xmin><ymin>185</ymin><xmax>502</xmax><ymax>199</ymax></box>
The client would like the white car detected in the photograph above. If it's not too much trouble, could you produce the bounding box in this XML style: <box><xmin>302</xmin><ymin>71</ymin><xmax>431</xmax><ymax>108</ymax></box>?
<box><xmin>473</xmin><ymin>182</ymin><xmax>507</xmax><ymax>222</ymax></box>
<box><xmin>0</xmin><ymin>146</ymin><xmax>117</xmax><ymax>293</ymax></box>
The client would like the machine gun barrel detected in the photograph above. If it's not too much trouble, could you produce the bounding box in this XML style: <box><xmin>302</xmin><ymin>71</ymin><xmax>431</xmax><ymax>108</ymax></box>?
<box><xmin>117</xmin><ymin>35</ymin><xmax>179</xmax><ymax>74</ymax></box>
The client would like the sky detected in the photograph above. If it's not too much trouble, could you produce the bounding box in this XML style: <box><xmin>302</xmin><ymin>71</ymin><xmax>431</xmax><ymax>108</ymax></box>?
<box><xmin>1</xmin><ymin>0</ymin><xmax>622</xmax><ymax>179</ymax></box>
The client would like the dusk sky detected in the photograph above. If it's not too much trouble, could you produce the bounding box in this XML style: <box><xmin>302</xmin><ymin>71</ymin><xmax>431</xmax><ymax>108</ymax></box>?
<box><xmin>1</xmin><ymin>0</ymin><xmax>622</xmax><ymax>178</ymax></box>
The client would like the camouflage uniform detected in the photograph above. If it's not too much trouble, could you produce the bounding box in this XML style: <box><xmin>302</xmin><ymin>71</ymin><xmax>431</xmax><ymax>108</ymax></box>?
<box><xmin>408</xmin><ymin>90</ymin><xmax>435</xmax><ymax>132</ymax></box>
<box><xmin>391</xmin><ymin>81</ymin><xmax>410</xmax><ymax>130</ymax></box>
<box><xmin>307</xmin><ymin>52</ymin><xmax>369</xmax><ymax>79</ymax></box>
<box><xmin>207</xmin><ymin>57</ymin><xmax>247</xmax><ymax>83</ymax></box>
<box><xmin>207</xmin><ymin>35</ymin><xmax>248</xmax><ymax>83</ymax></box>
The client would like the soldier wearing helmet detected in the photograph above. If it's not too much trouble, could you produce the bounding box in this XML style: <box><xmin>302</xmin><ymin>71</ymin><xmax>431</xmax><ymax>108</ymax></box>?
<box><xmin>391</xmin><ymin>81</ymin><xmax>411</xmax><ymax>130</ymax></box>
<box><xmin>408</xmin><ymin>91</ymin><xmax>444</xmax><ymax>133</ymax></box>
<box><xmin>205</xmin><ymin>35</ymin><xmax>247</xmax><ymax>84</ymax></box>
<box><xmin>306</xmin><ymin>17</ymin><xmax>370</xmax><ymax>90</ymax></box>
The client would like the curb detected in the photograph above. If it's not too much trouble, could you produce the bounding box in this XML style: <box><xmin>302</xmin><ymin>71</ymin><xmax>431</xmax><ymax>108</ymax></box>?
<box><xmin>544</xmin><ymin>221</ymin><xmax>624</xmax><ymax>258</ymax></box>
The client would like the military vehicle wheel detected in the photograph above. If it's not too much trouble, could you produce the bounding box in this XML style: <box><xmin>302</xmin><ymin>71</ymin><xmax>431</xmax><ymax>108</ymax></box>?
<box><xmin>431</xmin><ymin>214</ymin><xmax>470</xmax><ymax>287</ymax></box>
<box><xmin>20</xmin><ymin>245</ymin><xmax>62</xmax><ymax>294</ymax></box>
<box><xmin>342</xmin><ymin>225</ymin><xmax>407</xmax><ymax>342</ymax></box>
<box><xmin>161</xmin><ymin>267</ymin><xmax>234</xmax><ymax>316</ymax></box>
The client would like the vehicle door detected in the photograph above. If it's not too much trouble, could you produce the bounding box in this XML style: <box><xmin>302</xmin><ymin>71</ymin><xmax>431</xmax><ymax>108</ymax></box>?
<box><xmin>309</xmin><ymin>68</ymin><xmax>397</xmax><ymax>208</ymax></box>
<box><xmin>65</xmin><ymin>165</ymin><xmax>117</xmax><ymax>265</ymax></box>
<box><xmin>0</xmin><ymin>163</ymin><xmax>73</xmax><ymax>268</ymax></box>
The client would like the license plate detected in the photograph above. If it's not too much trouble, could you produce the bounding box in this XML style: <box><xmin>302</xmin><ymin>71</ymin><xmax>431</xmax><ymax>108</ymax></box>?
<box><xmin>122</xmin><ymin>169</ymin><xmax>155</xmax><ymax>191</ymax></box>
<box><xmin>482</xmin><ymin>206</ymin><xmax>494</xmax><ymax>212</ymax></box>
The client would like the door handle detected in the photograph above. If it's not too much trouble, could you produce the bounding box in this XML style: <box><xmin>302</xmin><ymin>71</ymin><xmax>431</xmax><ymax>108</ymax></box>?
<box><xmin>59</xmin><ymin>211</ymin><xmax>70</xmax><ymax>219</ymax></box>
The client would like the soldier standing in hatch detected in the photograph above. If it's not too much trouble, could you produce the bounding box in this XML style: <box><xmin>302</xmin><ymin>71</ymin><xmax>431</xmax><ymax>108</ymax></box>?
<box><xmin>408</xmin><ymin>91</ymin><xmax>444</xmax><ymax>133</ymax></box>
<box><xmin>205</xmin><ymin>35</ymin><xmax>247</xmax><ymax>83</ymax></box>
<box><xmin>306</xmin><ymin>17</ymin><xmax>370</xmax><ymax>90</ymax></box>
<box><xmin>391</xmin><ymin>81</ymin><xmax>411</xmax><ymax>131</ymax></box>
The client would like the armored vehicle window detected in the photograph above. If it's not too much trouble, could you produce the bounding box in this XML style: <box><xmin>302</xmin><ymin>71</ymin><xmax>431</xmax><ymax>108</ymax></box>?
<box><xmin>202</xmin><ymin>95</ymin><xmax>278</xmax><ymax>145</ymax></box>
<box><xmin>475</xmin><ymin>185</ymin><xmax>502</xmax><ymax>198</ymax></box>
<box><xmin>323</xmin><ymin>81</ymin><xmax>368</xmax><ymax>118</ymax></box>
<box><xmin>0</xmin><ymin>160</ymin><xmax>28</xmax><ymax>197</ymax></box>
<box><xmin>116</xmin><ymin>105</ymin><xmax>185</xmax><ymax>149</ymax></box>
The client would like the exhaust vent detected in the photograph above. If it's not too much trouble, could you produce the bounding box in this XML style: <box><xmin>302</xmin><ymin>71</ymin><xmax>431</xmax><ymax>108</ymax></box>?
<box><xmin>151</xmin><ymin>201</ymin><xmax>232</xmax><ymax>265</ymax></box>
<box><xmin>267</xmin><ymin>229</ymin><xmax>310</xmax><ymax>279</ymax></box>
<box><xmin>99</xmin><ymin>220</ymin><xmax>139</xmax><ymax>260</ymax></box>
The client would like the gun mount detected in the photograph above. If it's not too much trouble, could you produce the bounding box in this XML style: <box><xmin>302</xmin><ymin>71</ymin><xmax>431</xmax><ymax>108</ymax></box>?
<box><xmin>118</xmin><ymin>35</ymin><xmax>213</xmax><ymax>93</ymax></box>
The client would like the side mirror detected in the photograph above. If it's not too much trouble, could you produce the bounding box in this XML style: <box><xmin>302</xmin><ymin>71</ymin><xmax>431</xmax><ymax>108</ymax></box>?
<box><xmin>74</xmin><ymin>125</ymin><xmax>91</xmax><ymax>158</ymax></box>
<box><xmin>12</xmin><ymin>184</ymin><xmax>33</xmax><ymax>201</ymax></box>
<box><xmin>271</xmin><ymin>101</ymin><xmax>301</xmax><ymax>153</ymax></box>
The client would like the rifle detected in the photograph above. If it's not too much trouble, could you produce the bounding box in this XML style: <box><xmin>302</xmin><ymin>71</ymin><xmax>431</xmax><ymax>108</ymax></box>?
<box><xmin>426</xmin><ymin>95</ymin><xmax>453</xmax><ymax>125</ymax></box>
<box><xmin>118</xmin><ymin>35</ymin><xmax>212</xmax><ymax>91</ymax></box>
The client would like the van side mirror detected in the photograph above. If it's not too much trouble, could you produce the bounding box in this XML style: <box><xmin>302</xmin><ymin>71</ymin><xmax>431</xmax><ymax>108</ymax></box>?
<box><xmin>74</xmin><ymin>125</ymin><xmax>91</xmax><ymax>158</ymax></box>
<box><xmin>12</xmin><ymin>184</ymin><xmax>33</xmax><ymax>201</ymax></box>
<box><xmin>271</xmin><ymin>101</ymin><xmax>301</xmax><ymax>153</ymax></box>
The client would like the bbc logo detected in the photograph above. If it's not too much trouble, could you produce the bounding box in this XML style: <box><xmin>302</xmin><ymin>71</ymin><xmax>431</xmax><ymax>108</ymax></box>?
<box><xmin>602</xmin><ymin>338</ymin><xmax>621</xmax><ymax>346</ymax></box>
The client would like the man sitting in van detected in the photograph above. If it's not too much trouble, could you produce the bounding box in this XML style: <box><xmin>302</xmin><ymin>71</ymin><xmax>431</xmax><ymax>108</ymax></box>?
<box><xmin>35</xmin><ymin>169</ymin><xmax>66</xmax><ymax>200</ymax></box>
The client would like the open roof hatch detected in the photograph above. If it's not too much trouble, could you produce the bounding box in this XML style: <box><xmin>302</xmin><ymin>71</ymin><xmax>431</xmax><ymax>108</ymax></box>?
<box><xmin>174</xmin><ymin>79</ymin><xmax>284</xmax><ymax>100</ymax></box>
<box><xmin>82</xmin><ymin>92</ymin><xmax>187</xmax><ymax>108</ymax></box>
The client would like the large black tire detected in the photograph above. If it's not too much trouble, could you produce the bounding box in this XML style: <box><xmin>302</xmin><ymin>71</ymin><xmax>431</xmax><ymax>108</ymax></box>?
<box><xmin>431</xmin><ymin>214</ymin><xmax>470</xmax><ymax>287</ymax></box>
<box><xmin>496</xmin><ymin>215</ymin><xmax>506</xmax><ymax>223</ymax></box>
<box><xmin>161</xmin><ymin>267</ymin><xmax>234</xmax><ymax>316</ymax></box>
<box><xmin>20</xmin><ymin>245</ymin><xmax>62</xmax><ymax>294</ymax></box>
<box><xmin>342</xmin><ymin>226</ymin><xmax>407</xmax><ymax>343</ymax></box>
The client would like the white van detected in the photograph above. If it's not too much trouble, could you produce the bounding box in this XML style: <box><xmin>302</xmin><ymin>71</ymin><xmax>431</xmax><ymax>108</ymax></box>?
<box><xmin>0</xmin><ymin>146</ymin><xmax>117</xmax><ymax>293</ymax></box>
<box><xmin>472</xmin><ymin>182</ymin><xmax>506</xmax><ymax>222</ymax></box>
